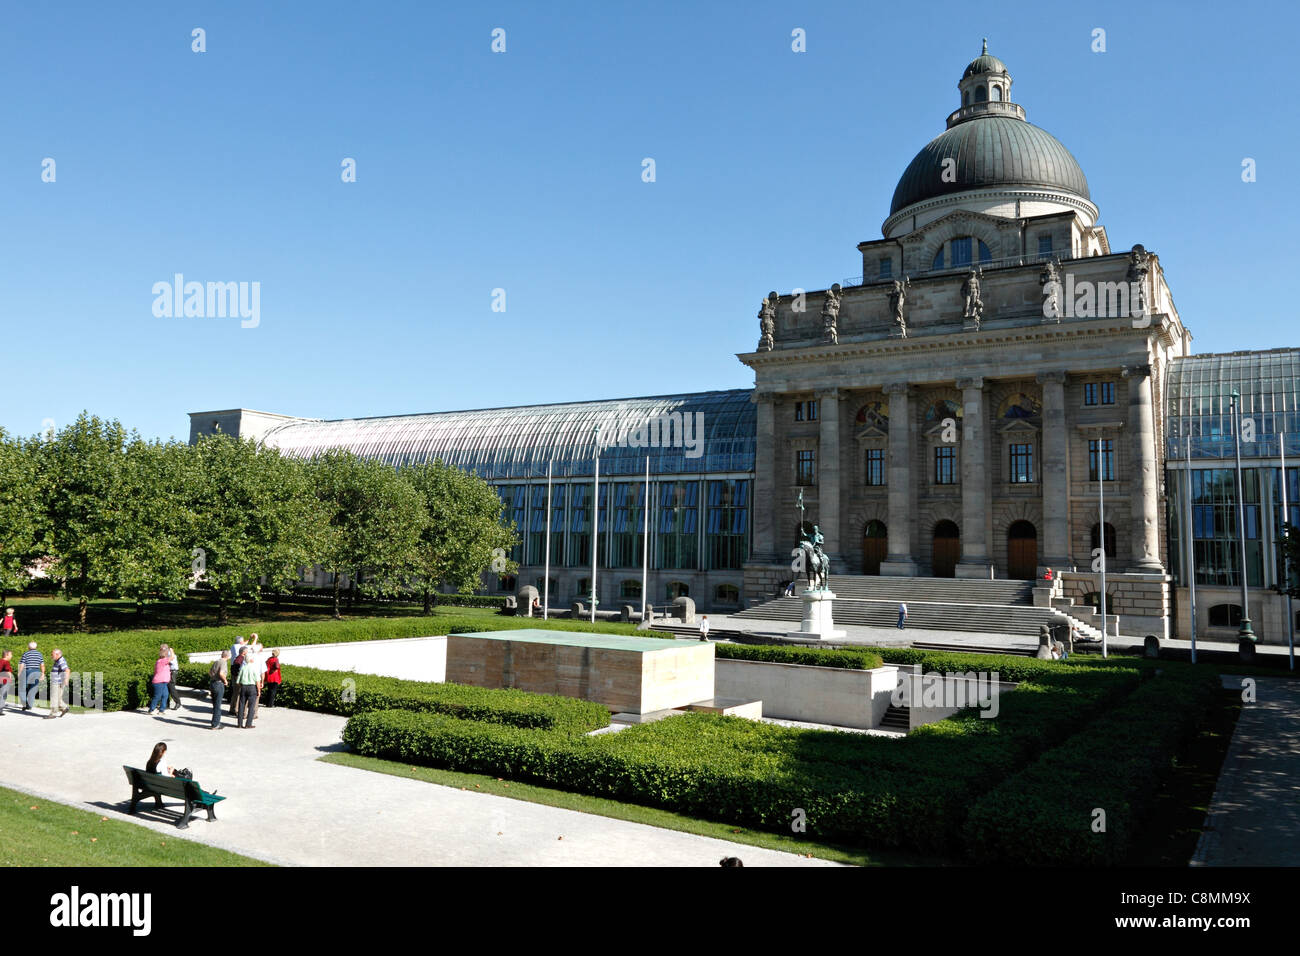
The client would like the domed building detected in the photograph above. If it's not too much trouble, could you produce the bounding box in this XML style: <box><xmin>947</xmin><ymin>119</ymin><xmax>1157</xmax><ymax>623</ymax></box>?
<box><xmin>191</xmin><ymin>46</ymin><xmax>1300</xmax><ymax>648</ymax></box>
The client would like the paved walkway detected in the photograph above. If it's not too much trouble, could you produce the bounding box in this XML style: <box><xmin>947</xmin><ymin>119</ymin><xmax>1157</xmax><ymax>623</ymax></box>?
<box><xmin>1192</xmin><ymin>676</ymin><xmax>1300</xmax><ymax>866</ymax></box>
<box><xmin>0</xmin><ymin>692</ymin><xmax>837</xmax><ymax>867</ymax></box>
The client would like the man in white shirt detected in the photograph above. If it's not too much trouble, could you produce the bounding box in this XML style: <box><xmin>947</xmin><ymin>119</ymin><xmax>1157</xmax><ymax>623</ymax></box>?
<box><xmin>698</xmin><ymin>615</ymin><xmax>710</xmax><ymax>642</ymax></box>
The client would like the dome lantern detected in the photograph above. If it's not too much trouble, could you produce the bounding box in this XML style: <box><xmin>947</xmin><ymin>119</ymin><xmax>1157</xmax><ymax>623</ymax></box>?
<box><xmin>958</xmin><ymin>39</ymin><xmax>1013</xmax><ymax>110</ymax></box>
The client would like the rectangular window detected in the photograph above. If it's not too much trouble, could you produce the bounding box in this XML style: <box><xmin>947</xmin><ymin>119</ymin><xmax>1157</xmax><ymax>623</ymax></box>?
<box><xmin>1084</xmin><ymin>383</ymin><xmax>1098</xmax><ymax>406</ymax></box>
<box><xmin>935</xmin><ymin>446</ymin><xmax>956</xmax><ymax>484</ymax></box>
<box><xmin>705</xmin><ymin>479</ymin><xmax>750</xmax><ymax>570</ymax></box>
<box><xmin>1038</xmin><ymin>235</ymin><xmax>1053</xmax><ymax>257</ymax></box>
<box><xmin>1100</xmin><ymin>381</ymin><xmax>1115</xmax><ymax>405</ymax></box>
<box><xmin>807</xmin><ymin>400</ymin><xmax>818</xmax><ymax>421</ymax></box>
<box><xmin>878</xmin><ymin>257</ymin><xmax>892</xmax><ymax>279</ymax></box>
<box><xmin>1009</xmin><ymin>443</ymin><xmax>1034</xmax><ymax>483</ymax></box>
<box><xmin>796</xmin><ymin>449</ymin><xmax>816</xmax><ymax>486</ymax></box>
<box><xmin>1088</xmin><ymin>439</ymin><xmax>1115</xmax><ymax>482</ymax></box>
<box><xmin>794</xmin><ymin>403</ymin><xmax>804</xmax><ymax>421</ymax></box>
<box><xmin>656</xmin><ymin>481</ymin><xmax>699</xmax><ymax>571</ymax></box>
<box><xmin>865</xmin><ymin>448</ymin><xmax>886</xmax><ymax>486</ymax></box>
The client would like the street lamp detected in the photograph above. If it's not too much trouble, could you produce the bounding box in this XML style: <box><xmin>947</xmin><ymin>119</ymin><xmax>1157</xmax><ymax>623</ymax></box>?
<box><xmin>1230</xmin><ymin>389</ymin><xmax>1256</xmax><ymax>651</ymax></box>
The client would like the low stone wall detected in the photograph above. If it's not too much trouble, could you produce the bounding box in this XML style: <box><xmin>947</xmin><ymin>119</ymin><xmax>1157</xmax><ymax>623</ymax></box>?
<box><xmin>891</xmin><ymin>668</ymin><xmax>1019</xmax><ymax>728</ymax></box>
<box><xmin>1058</xmin><ymin>570</ymin><xmax>1170</xmax><ymax>638</ymax></box>
<box><xmin>714</xmin><ymin>658</ymin><xmax>899</xmax><ymax>729</ymax></box>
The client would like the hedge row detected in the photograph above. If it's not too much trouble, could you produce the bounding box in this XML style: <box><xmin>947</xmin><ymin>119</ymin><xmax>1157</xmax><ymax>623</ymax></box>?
<box><xmin>961</xmin><ymin>664</ymin><xmax>1222</xmax><ymax>865</ymax></box>
<box><xmin>18</xmin><ymin>612</ymin><xmax>642</xmax><ymax>712</ymax></box>
<box><xmin>176</xmin><ymin>662</ymin><xmax>610</xmax><ymax>734</ymax></box>
<box><xmin>340</xmin><ymin>663</ymin><xmax>1152</xmax><ymax>855</ymax></box>
<box><xmin>714</xmin><ymin>643</ymin><xmax>884</xmax><ymax>670</ymax></box>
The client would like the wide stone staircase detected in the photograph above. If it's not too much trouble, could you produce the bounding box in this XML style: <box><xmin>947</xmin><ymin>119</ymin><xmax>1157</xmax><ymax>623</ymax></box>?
<box><xmin>729</xmin><ymin>575</ymin><xmax>1102</xmax><ymax>640</ymax></box>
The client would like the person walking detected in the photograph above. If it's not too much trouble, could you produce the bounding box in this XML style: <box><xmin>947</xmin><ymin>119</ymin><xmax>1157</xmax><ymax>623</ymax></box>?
<box><xmin>263</xmin><ymin>649</ymin><xmax>282</xmax><ymax>708</ymax></box>
<box><xmin>0</xmin><ymin>649</ymin><xmax>14</xmax><ymax>714</ymax></box>
<box><xmin>2</xmin><ymin>608</ymin><xmax>17</xmax><ymax>639</ymax></box>
<box><xmin>235</xmin><ymin>647</ymin><xmax>261</xmax><ymax>728</ymax></box>
<box><xmin>147</xmin><ymin>648</ymin><xmax>170</xmax><ymax>716</ymax></box>
<box><xmin>229</xmin><ymin>642</ymin><xmax>245</xmax><ymax>716</ymax></box>
<box><xmin>18</xmin><ymin>641</ymin><xmax>44</xmax><ymax>712</ymax></box>
<box><xmin>208</xmin><ymin>650</ymin><xmax>229</xmax><ymax>729</ymax></box>
<box><xmin>897</xmin><ymin>602</ymin><xmax>908</xmax><ymax>630</ymax></box>
<box><xmin>698</xmin><ymin>615</ymin><xmax>710</xmax><ymax>642</ymax></box>
<box><xmin>165</xmin><ymin>644</ymin><xmax>182</xmax><ymax>711</ymax></box>
<box><xmin>47</xmin><ymin>648</ymin><xmax>70</xmax><ymax>718</ymax></box>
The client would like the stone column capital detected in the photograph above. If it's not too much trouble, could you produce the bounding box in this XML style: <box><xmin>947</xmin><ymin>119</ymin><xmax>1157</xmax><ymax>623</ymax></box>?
<box><xmin>1035</xmin><ymin>370</ymin><xmax>1068</xmax><ymax>385</ymax></box>
<box><xmin>883</xmin><ymin>382</ymin><xmax>910</xmax><ymax>395</ymax></box>
<box><xmin>752</xmin><ymin>390</ymin><xmax>784</xmax><ymax>405</ymax></box>
<box><xmin>817</xmin><ymin>388</ymin><xmax>843</xmax><ymax>403</ymax></box>
<box><xmin>955</xmin><ymin>376</ymin><xmax>985</xmax><ymax>392</ymax></box>
<box><xmin>1122</xmin><ymin>364</ymin><xmax>1153</xmax><ymax>380</ymax></box>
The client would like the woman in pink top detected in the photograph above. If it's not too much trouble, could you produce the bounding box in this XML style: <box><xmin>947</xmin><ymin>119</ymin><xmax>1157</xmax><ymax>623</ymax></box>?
<box><xmin>147</xmin><ymin>650</ymin><xmax>171</xmax><ymax>715</ymax></box>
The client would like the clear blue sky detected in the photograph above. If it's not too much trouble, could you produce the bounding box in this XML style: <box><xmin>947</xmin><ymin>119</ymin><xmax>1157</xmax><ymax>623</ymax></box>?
<box><xmin>2</xmin><ymin>0</ymin><xmax>1295</xmax><ymax>442</ymax></box>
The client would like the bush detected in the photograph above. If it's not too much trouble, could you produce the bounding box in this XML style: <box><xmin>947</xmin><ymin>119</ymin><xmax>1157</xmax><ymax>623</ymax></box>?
<box><xmin>27</xmin><ymin>612</ymin><xmax>643</xmax><ymax>712</ymax></box>
<box><xmin>715</xmin><ymin>643</ymin><xmax>883</xmax><ymax>670</ymax></box>
<box><xmin>176</xmin><ymin>662</ymin><xmax>609</xmax><ymax>734</ymax></box>
<box><xmin>962</xmin><ymin>665</ymin><xmax>1222</xmax><ymax>865</ymax></box>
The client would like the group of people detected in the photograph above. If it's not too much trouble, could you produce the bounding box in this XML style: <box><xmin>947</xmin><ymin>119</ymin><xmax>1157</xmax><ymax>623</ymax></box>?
<box><xmin>202</xmin><ymin>634</ymin><xmax>283</xmax><ymax>730</ymax></box>
<box><xmin>1</xmin><ymin>633</ymin><xmax>72</xmax><ymax>718</ymax></box>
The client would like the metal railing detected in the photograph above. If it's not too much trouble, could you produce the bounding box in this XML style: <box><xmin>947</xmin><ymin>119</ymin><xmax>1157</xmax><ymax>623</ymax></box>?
<box><xmin>842</xmin><ymin>251</ymin><xmax>1065</xmax><ymax>289</ymax></box>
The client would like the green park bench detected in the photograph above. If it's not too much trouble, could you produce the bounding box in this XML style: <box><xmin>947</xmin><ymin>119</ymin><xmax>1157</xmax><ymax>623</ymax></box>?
<box><xmin>122</xmin><ymin>765</ymin><xmax>226</xmax><ymax>829</ymax></box>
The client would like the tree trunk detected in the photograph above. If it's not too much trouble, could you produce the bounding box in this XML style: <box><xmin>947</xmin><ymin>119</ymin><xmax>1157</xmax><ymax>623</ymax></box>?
<box><xmin>423</xmin><ymin>587</ymin><xmax>432</xmax><ymax>614</ymax></box>
<box><xmin>218</xmin><ymin>593</ymin><xmax>229</xmax><ymax>627</ymax></box>
<box><xmin>333</xmin><ymin>576</ymin><xmax>342</xmax><ymax>620</ymax></box>
<box><xmin>78</xmin><ymin>595</ymin><xmax>88</xmax><ymax>630</ymax></box>
<box><xmin>136</xmin><ymin>599</ymin><xmax>145</xmax><ymax>620</ymax></box>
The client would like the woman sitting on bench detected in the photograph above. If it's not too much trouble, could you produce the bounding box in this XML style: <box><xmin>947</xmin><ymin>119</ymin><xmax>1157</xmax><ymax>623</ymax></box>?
<box><xmin>145</xmin><ymin>742</ymin><xmax>180</xmax><ymax>777</ymax></box>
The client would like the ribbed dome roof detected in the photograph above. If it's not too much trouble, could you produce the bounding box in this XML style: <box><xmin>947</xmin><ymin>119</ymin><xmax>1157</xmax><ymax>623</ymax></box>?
<box><xmin>963</xmin><ymin>53</ymin><xmax>1007</xmax><ymax>78</ymax></box>
<box><xmin>889</xmin><ymin>115</ymin><xmax>1090</xmax><ymax>215</ymax></box>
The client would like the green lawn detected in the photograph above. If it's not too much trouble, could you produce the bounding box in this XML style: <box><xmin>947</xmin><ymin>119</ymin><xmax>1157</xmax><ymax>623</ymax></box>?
<box><xmin>319</xmin><ymin>752</ymin><xmax>952</xmax><ymax>866</ymax></box>
<box><xmin>0</xmin><ymin>786</ymin><xmax>272</xmax><ymax>867</ymax></box>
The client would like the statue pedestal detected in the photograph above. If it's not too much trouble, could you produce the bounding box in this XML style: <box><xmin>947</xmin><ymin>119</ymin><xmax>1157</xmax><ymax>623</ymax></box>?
<box><xmin>786</xmin><ymin>590</ymin><xmax>846</xmax><ymax>641</ymax></box>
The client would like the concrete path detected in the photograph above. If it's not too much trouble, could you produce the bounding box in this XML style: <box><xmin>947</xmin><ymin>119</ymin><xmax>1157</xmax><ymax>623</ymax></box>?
<box><xmin>0</xmin><ymin>691</ymin><xmax>837</xmax><ymax>868</ymax></box>
<box><xmin>1192</xmin><ymin>676</ymin><xmax>1300</xmax><ymax>866</ymax></box>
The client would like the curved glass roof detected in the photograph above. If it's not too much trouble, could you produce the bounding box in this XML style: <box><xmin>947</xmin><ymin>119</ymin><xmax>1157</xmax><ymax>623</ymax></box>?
<box><xmin>258</xmin><ymin>389</ymin><xmax>756</xmax><ymax>480</ymax></box>
<box><xmin>1166</xmin><ymin>349</ymin><xmax>1300</xmax><ymax>460</ymax></box>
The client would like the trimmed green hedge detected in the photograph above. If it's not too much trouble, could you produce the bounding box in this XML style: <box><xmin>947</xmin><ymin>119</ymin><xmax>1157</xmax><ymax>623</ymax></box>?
<box><xmin>340</xmin><ymin>663</ymin><xmax>1162</xmax><ymax>856</ymax></box>
<box><xmin>176</xmin><ymin>662</ymin><xmax>609</xmax><ymax>734</ymax></box>
<box><xmin>715</xmin><ymin>643</ymin><xmax>884</xmax><ymax>670</ymax></box>
<box><xmin>20</xmin><ymin>612</ymin><xmax>643</xmax><ymax>712</ymax></box>
<box><xmin>962</xmin><ymin>665</ymin><xmax>1222</xmax><ymax>865</ymax></box>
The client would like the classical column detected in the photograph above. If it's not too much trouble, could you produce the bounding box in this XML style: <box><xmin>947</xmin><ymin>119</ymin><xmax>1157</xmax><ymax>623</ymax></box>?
<box><xmin>1037</xmin><ymin>370</ymin><xmax>1070</xmax><ymax>568</ymax></box>
<box><xmin>1123</xmin><ymin>364</ymin><xmax>1164</xmax><ymax>570</ymax></box>
<box><xmin>956</xmin><ymin>376</ymin><xmax>994</xmax><ymax>577</ymax></box>
<box><xmin>817</xmin><ymin>389</ymin><xmax>842</xmax><ymax>563</ymax></box>
<box><xmin>880</xmin><ymin>382</ymin><xmax>918</xmax><ymax>575</ymax></box>
<box><xmin>751</xmin><ymin>391</ymin><xmax>779</xmax><ymax>562</ymax></box>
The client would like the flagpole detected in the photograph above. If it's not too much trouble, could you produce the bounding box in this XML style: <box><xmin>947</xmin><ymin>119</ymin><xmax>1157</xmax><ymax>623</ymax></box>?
<box><xmin>641</xmin><ymin>455</ymin><xmax>649</xmax><ymax>623</ymax></box>
<box><xmin>1185</xmin><ymin>441</ymin><xmax>1197</xmax><ymax>664</ymax></box>
<box><xmin>543</xmin><ymin>461</ymin><xmax>552</xmax><ymax>621</ymax></box>
<box><xmin>1099</xmin><ymin>428</ymin><xmax>1108</xmax><ymax>659</ymax></box>
<box><xmin>591</xmin><ymin>425</ymin><xmax>600</xmax><ymax>624</ymax></box>
<box><xmin>1280</xmin><ymin>391</ymin><xmax>1295</xmax><ymax>669</ymax></box>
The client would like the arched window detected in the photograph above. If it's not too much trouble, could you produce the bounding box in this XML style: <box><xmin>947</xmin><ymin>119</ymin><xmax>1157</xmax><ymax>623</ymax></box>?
<box><xmin>950</xmin><ymin>236</ymin><xmax>993</xmax><ymax>268</ymax></box>
<box><xmin>1090</xmin><ymin>523</ymin><xmax>1117</xmax><ymax>558</ymax></box>
<box><xmin>667</xmin><ymin>581</ymin><xmax>690</xmax><ymax>599</ymax></box>
<box><xmin>714</xmin><ymin>584</ymin><xmax>740</xmax><ymax>604</ymax></box>
<box><xmin>991</xmin><ymin>85</ymin><xmax>1002</xmax><ymax>101</ymax></box>
<box><xmin>975</xmin><ymin>85</ymin><xmax>987</xmax><ymax>102</ymax></box>
<box><xmin>620</xmin><ymin>580</ymin><xmax>641</xmax><ymax>599</ymax></box>
<box><xmin>1209</xmin><ymin>604</ymin><xmax>1243</xmax><ymax>627</ymax></box>
<box><xmin>577</xmin><ymin>578</ymin><xmax>591</xmax><ymax>598</ymax></box>
<box><xmin>933</xmin><ymin>247</ymin><xmax>945</xmax><ymax>270</ymax></box>
<box><xmin>497</xmin><ymin>574</ymin><xmax>517</xmax><ymax>592</ymax></box>
<box><xmin>962</xmin><ymin>90</ymin><xmax>970</xmax><ymax>106</ymax></box>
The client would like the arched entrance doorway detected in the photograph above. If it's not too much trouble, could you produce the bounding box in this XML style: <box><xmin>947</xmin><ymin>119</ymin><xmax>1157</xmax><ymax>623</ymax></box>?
<box><xmin>862</xmin><ymin>520</ymin><xmax>887</xmax><ymax>575</ymax></box>
<box><xmin>932</xmin><ymin>520</ymin><xmax>960</xmax><ymax>578</ymax></box>
<box><xmin>1007</xmin><ymin>520</ymin><xmax>1038</xmax><ymax>579</ymax></box>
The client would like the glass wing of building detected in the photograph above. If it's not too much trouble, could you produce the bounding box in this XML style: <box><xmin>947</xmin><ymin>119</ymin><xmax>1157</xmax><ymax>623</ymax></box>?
<box><xmin>258</xmin><ymin>388</ymin><xmax>755</xmax><ymax>480</ymax></box>
<box><xmin>1166</xmin><ymin>349</ymin><xmax>1300</xmax><ymax>589</ymax></box>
